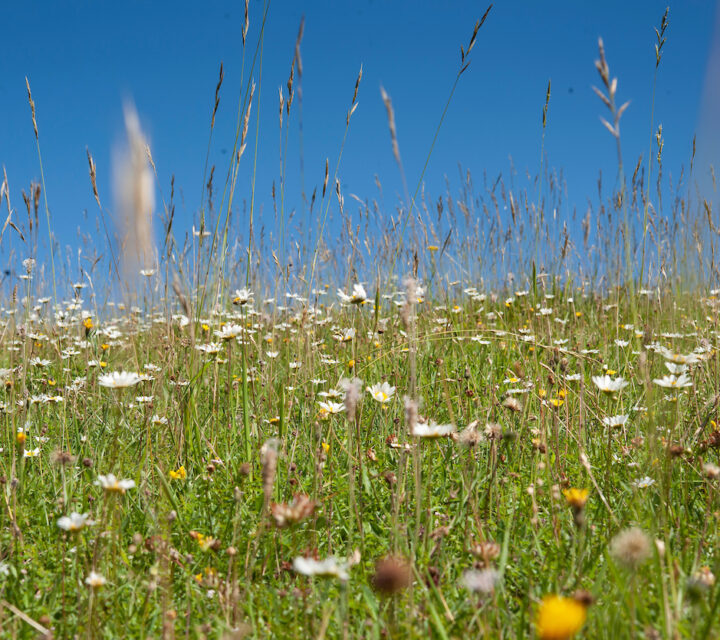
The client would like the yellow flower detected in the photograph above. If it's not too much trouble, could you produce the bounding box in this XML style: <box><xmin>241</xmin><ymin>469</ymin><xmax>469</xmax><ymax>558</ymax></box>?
<box><xmin>548</xmin><ymin>397</ymin><xmax>564</xmax><ymax>408</ymax></box>
<box><xmin>83</xmin><ymin>317</ymin><xmax>93</xmax><ymax>330</ymax></box>
<box><xmin>347</xmin><ymin>359</ymin><xmax>355</xmax><ymax>370</ymax></box>
<box><xmin>169</xmin><ymin>466</ymin><xmax>187</xmax><ymax>481</ymax></box>
<box><xmin>536</xmin><ymin>595</ymin><xmax>587</xmax><ymax>639</ymax></box>
<box><xmin>563</xmin><ymin>488</ymin><xmax>589</xmax><ymax>509</ymax></box>
<box><xmin>101</xmin><ymin>343</ymin><xmax>110</xmax><ymax>351</ymax></box>
<box><xmin>321</xmin><ymin>442</ymin><xmax>330</xmax><ymax>454</ymax></box>
<box><xmin>16</xmin><ymin>431</ymin><xmax>27</xmax><ymax>445</ymax></box>
<box><xmin>427</xmin><ymin>245</ymin><xmax>439</xmax><ymax>252</ymax></box>
<box><xmin>201</xmin><ymin>323</ymin><xmax>210</xmax><ymax>332</ymax></box>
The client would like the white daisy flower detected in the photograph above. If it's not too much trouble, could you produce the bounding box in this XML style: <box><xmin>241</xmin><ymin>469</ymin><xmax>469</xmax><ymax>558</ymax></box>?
<box><xmin>367</xmin><ymin>382</ymin><xmax>395</xmax><ymax>404</ymax></box>
<box><xmin>98</xmin><ymin>371</ymin><xmax>142</xmax><ymax>389</ymax></box>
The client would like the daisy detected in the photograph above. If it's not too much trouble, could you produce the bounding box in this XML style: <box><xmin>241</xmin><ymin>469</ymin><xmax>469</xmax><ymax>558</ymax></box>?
<box><xmin>591</xmin><ymin>375</ymin><xmax>629</xmax><ymax>393</ymax></box>
<box><xmin>367</xmin><ymin>382</ymin><xmax>395</xmax><ymax>404</ymax></box>
<box><xmin>337</xmin><ymin>284</ymin><xmax>367</xmax><ymax>305</ymax></box>
<box><xmin>292</xmin><ymin>556</ymin><xmax>349</xmax><ymax>581</ymax></box>
<box><xmin>232</xmin><ymin>288</ymin><xmax>253</xmax><ymax>305</ymax></box>
<box><xmin>653</xmin><ymin>374</ymin><xmax>692</xmax><ymax>389</ymax></box>
<box><xmin>95</xmin><ymin>474</ymin><xmax>136</xmax><ymax>494</ymax></box>
<box><xmin>196</xmin><ymin>342</ymin><xmax>223</xmax><ymax>354</ymax></box>
<box><xmin>602</xmin><ymin>415</ymin><xmax>629</xmax><ymax>428</ymax></box>
<box><xmin>57</xmin><ymin>512</ymin><xmax>94</xmax><ymax>532</ymax></box>
<box><xmin>318</xmin><ymin>401</ymin><xmax>345</xmax><ymax>415</ymax></box>
<box><xmin>98</xmin><ymin>371</ymin><xmax>142</xmax><ymax>389</ymax></box>
<box><xmin>214</xmin><ymin>323</ymin><xmax>243</xmax><ymax>340</ymax></box>
<box><xmin>85</xmin><ymin>571</ymin><xmax>107</xmax><ymax>588</ymax></box>
<box><xmin>412</xmin><ymin>421</ymin><xmax>455</xmax><ymax>439</ymax></box>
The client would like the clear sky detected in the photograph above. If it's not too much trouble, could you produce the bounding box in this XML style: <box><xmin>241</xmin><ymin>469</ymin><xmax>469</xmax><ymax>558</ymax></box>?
<box><xmin>1</xmin><ymin>0</ymin><xmax>718</xmax><ymax>282</ymax></box>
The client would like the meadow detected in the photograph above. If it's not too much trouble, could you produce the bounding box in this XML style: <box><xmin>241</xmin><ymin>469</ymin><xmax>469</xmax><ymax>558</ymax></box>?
<box><xmin>2</xmin><ymin>5</ymin><xmax>720</xmax><ymax>639</ymax></box>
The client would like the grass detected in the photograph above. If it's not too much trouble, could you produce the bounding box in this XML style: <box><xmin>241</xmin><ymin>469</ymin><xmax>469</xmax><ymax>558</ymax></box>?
<box><xmin>2</xmin><ymin>4</ymin><xmax>720</xmax><ymax>639</ymax></box>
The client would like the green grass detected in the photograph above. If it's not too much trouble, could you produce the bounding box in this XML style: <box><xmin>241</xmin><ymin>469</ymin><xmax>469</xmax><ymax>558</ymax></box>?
<box><xmin>1</xmin><ymin>285</ymin><xmax>720</xmax><ymax>638</ymax></box>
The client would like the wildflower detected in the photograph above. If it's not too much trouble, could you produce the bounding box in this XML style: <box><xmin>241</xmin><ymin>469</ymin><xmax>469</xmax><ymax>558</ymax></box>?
<box><xmin>196</xmin><ymin>342</ymin><xmax>222</xmax><ymax>354</ymax></box>
<box><xmin>602</xmin><ymin>414</ymin><xmax>629</xmax><ymax>428</ymax></box>
<box><xmin>214</xmin><ymin>323</ymin><xmax>243</xmax><ymax>340</ymax></box>
<box><xmin>412</xmin><ymin>421</ymin><xmax>455</xmax><ymax>439</ymax></box>
<box><xmin>293</xmin><ymin>556</ymin><xmax>349</xmax><ymax>581</ymax></box>
<box><xmin>270</xmin><ymin>494</ymin><xmax>316</xmax><ymax>527</ymax></box>
<box><xmin>337</xmin><ymin>283</ymin><xmax>367</xmax><ymax>305</ymax></box>
<box><xmin>634</xmin><ymin>476</ymin><xmax>655</xmax><ymax>489</ymax></box>
<box><xmin>193</xmin><ymin>532</ymin><xmax>219</xmax><ymax>552</ymax></box>
<box><xmin>535</xmin><ymin>595</ymin><xmax>588</xmax><ymax>639</ymax></box>
<box><xmin>502</xmin><ymin>396</ymin><xmax>522</xmax><ymax>412</ymax></box>
<box><xmin>703</xmin><ymin>462</ymin><xmax>720</xmax><ymax>479</ymax></box>
<box><xmin>57</xmin><ymin>512</ymin><xmax>94</xmax><ymax>532</ymax></box>
<box><xmin>169</xmin><ymin>466</ymin><xmax>187</xmax><ymax>481</ymax></box>
<box><xmin>371</xmin><ymin>555</ymin><xmax>411</xmax><ymax>594</ymax></box>
<box><xmin>462</xmin><ymin>568</ymin><xmax>500</xmax><ymax>595</ymax></box>
<box><xmin>591</xmin><ymin>375</ymin><xmax>629</xmax><ymax>393</ymax></box>
<box><xmin>563</xmin><ymin>488</ymin><xmax>589</xmax><ymax>509</ymax></box>
<box><xmin>335</xmin><ymin>327</ymin><xmax>355</xmax><ymax>342</ymax></box>
<box><xmin>95</xmin><ymin>473</ymin><xmax>136</xmax><ymax>494</ymax></box>
<box><xmin>610</xmin><ymin>526</ymin><xmax>652</xmax><ymax>570</ymax></box>
<box><xmin>85</xmin><ymin>571</ymin><xmax>107</xmax><ymax>588</ymax></box>
<box><xmin>457</xmin><ymin>421</ymin><xmax>482</xmax><ymax>447</ymax></box>
<box><xmin>653</xmin><ymin>373</ymin><xmax>692</xmax><ymax>389</ymax></box>
<box><xmin>232</xmin><ymin>288</ymin><xmax>253</xmax><ymax>305</ymax></box>
<box><xmin>564</xmin><ymin>488</ymin><xmax>589</xmax><ymax>527</ymax></box>
<box><xmin>261</xmin><ymin>439</ymin><xmax>279</xmax><ymax>506</ymax></box>
<box><xmin>341</xmin><ymin>377</ymin><xmax>362</xmax><ymax>422</ymax></box>
<box><xmin>98</xmin><ymin>371</ymin><xmax>142</xmax><ymax>389</ymax></box>
<box><xmin>367</xmin><ymin>381</ymin><xmax>395</xmax><ymax>404</ymax></box>
<box><xmin>318</xmin><ymin>401</ymin><xmax>345</xmax><ymax>416</ymax></box>
<box><xmin>470</xmin><ymin>540</ymin><xmax>501</xmax><ymax>566</ymax></box>
<box><xmin>23</xmin><ymin>447</ymin><xmax>41</xmax><ymax>458</ymax></box>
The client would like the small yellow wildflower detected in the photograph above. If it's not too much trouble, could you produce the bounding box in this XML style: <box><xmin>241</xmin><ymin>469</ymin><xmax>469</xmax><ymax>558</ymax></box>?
<box><xmin>16</xmin><ymin>431</ymin><xmax>27</xmax><ymax>445</ymax></box>
<box><xmin>201</xmin><ymin>323</ymin><xmax>210</xmax><ymax>332</ymax></box>
<box><xmin>83</xmin><ymin>317</ymin><xmax>93</xmax><ymax>330</ymax></box>
<box><xmin>563</xmin><ymin>488</ymin><xmax>589</xmax><ymax>509</ymax></box>
<box><xmin>321</xmin><ymin>442</ymin><xmax>330</xmax><ymax>454</ymax></box>
<box><xmin>536</xmin><ymin>595</ymin><xmax>587</xmax><ymax>639</ymax></box>
<box><xmin>169</xmin><ymin>466</ymin><xmax>187</xmax><ymax>481</ymax></box>
<box><xmin>427</xmin><ymin>245</ymin><xmax>439</xmax><ymax>252</ymax></box>
<box><xmin>101</xmin><ymin>343</ymin><xmax>110</xmax><ymax>351</ymax></box>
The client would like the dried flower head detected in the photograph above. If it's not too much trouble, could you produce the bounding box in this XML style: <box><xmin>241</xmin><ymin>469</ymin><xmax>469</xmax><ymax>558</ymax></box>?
<box><xmin>271</xmin><ymin>494</ymin><xmax>316</xmax><ymax>528</ymax></box>
<box><xmin>461</xmin><ymin>568</ymin><xmax>500</xmax><ymax>595</ymax></box>
<box><xmin>261</xmin><ymin>439</ymin><xmax>280</xmax><ymax>502</ymax></box>
<box><xmin>341</xmin><ymin>377</ymin><xmax>363</xmax><ymax>422</ymax></box>
<box><xmin>610</xmin><ymin>526</ymin><xmax>652</xmax><ymax>570</ymax></box>
<box><xmin>371</xmin><ymin>555</ymin><xmax>412</xmax><ymax>595</ymax></box>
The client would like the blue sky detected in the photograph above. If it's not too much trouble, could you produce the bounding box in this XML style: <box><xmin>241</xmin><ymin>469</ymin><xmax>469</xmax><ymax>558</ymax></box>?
<box><xmin>1</xmin><ymin>0</ymin><xmax>718</xmax><ymax>282</ymax></box>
